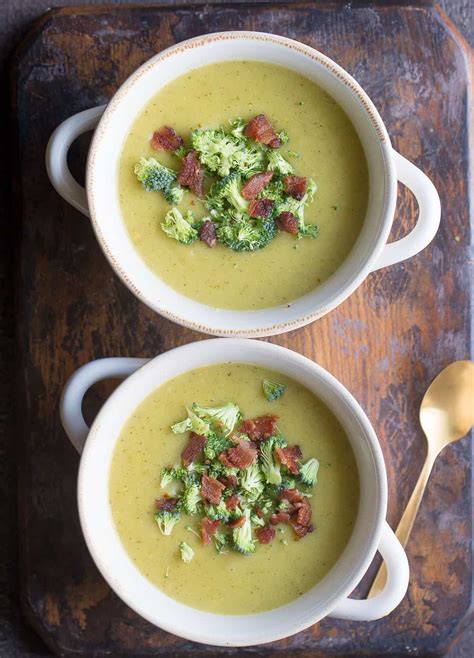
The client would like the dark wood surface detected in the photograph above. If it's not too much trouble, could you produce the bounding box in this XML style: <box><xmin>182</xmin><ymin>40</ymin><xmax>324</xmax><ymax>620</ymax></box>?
<box><xmin>10</xmin><ymin>2</ymin><xmax>472</xmax><ymax>657</ymax></box>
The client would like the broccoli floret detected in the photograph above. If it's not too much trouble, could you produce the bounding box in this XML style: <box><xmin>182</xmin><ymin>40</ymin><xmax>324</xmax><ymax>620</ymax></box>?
<box><xmin>259</xmin><ymin>438</ymin><xmax>282</xmax><ymax>486</ymax></box>
<box><xmin>261</xmin><ymin>178</ymin><xmax>285</xmax><ymax>203</ymax></box>
<box><xmin>233</xmin><ymin>509</ymin><xmax>256</xmax><ymax>555</ymax></box>
<box><xmin>305</xmin><ymin>177</ymin><xmax>317</xmax><ymax>202</ymax></box>
<box><xmin>160</xmin><ymin>466</ymin><xmax>187</xmax><ymax>495</ymax></box>
<box><xmin>203</xmin><ymin>431</ymin><xmax>232</xmax><ymax>460</ymax></box>
<box><xmin>266</xmin><ymin>151</ymin><xmax>294</xmax><ymax>175</ymax></box>
<box><xmin>257</xmin><ymin>496</ymin><xmax>273</xmax><ymax>516</ymax></box>
<box><xmin>277</xmin><ymin>498</ymin><xmax>293</xmax><ymax>513</ymax></box>
<box><xmin>231</xmin><ymin>145</ymin><xmax>266</xmax><ymax>176</ymax></box>
<box><xmin>174</xmin><ymin>145</ymin><xmax>187</xmax><ymax>158</ymax></box>
<box><xmin>181</xmin><ymin>482</ymin><xmax>201</xmax><ymax>515</ymax></box>
<box><xmin>171</xmin><ymin>407</ymin><xmax>210</xmax><ymax>436</ymax></box>
<box><xmin>299</xmin><ymin>457</ymin><xmax>320</xmax><ymax>487</ymax></box>
<box><xmin>155</xmin><ymin>510</ymin><xmax>180</xmax><ymax>536</ymax></box>
<box><xmin>206</xmin><ymin>172</ymin><xmax>248</xmax><ymax>213</ymax></box>
<box><xmin>204</xmin><ymin>500</ymin><xmax>230</xmax><ymax>523</ymax></box>
<box><xmin>229</xmin><ymin>117</ymin><xmax>246</xmax><ymax>140</ymax></box>
<box><xmin>134</xmin><ymin>156</ymin><xmax>183</xmax><ymax>204</ymax></box>
<box><xmin>280</xmin><ymin>476</ymin><xmax>296</xmax><ymax>490</ymax></box>
<box><xmin>298</xmin><ymin>178</ymin><xmax>318</xmax><ymax>238</ymax></box>
<box><xmin>207</xmin><ymin>461</ymin><xmax>238</xmax><ymax>481</ymax></box>
<box><xmin>216</xmin><ymin>210</ymin><xmax>277</xmax><ymax>252</ymax></box>
<box><xmin>250</xmin><ymin>512</ymin><xmax>265</xmax><ymax>527</ymax></box>
<box><xmin>213</xmin><ymin>529</ymin><xmax>230</xmax><ymax>554</ymax></box>
<box><xmin>186</xmin><ymin>461</ymin><xmax>207</xmax><ymax>475</ymax></box>
<box><xmin>160</xmin><ymin>467</ymin><xmax>175</xmax><ymax>489</ymax></box>
<box><xmin>277</xmin><ymin>129</ymin><xmax>289</xmax><ymax>144</ymax></box>
<box><xmin>262</xmin><ymin>379</ymin><xmax>287</xmax><ymax>402</ymax></box>
<box><xmin>191</xmin><ymin>402</ymin><xmax>241</xmax><ymax>437</ymax></box>
<box><xmin>179</xmin><ymin>541</ymin><xmax>194</xmax><ymax>563</ymax></box>
<box><xmin>161</xmin><ymin>208</ymin><xmax>198</xmax><ymax>245</ymax></box>
<box><xmin>191</xmin><ymin>128</ymin><xmax>243</xmax><ymax>177</ymax></box>
<box><xmin>276</xmin><ymin>177</ymin><xmax>318</xmax><ymax>239</ymax></box>
<box><xmin>191</xmin><ymin>127</ymin><xmax>264</xmax><ymax>177</ymax></box>
<box><xmin>272</xmin><ymin>434</ymin><xmax>288</xmax><ymax>448</ymax></box>
<box><xmin>240</xmin><ymin>463</ymin><xmax>264</xmax><ymax>502</ymax></box>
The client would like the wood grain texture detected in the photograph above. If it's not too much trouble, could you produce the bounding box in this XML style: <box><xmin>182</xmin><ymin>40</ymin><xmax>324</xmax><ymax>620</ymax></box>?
<box><xmin>11</xmin><ymin>3</ymin><xmax>472</xmax><ymax>656</ymax></box>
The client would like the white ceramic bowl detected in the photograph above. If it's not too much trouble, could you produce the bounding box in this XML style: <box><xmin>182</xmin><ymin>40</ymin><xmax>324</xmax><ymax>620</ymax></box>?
<box><xmin>61</xmin><ymin>339</ymin><xmax>409</xmax><ymax>646</ymax></box>
<box><xmin>46</xmin><ymin>31</ymin><xmax>440</xmax><ymax>337</ymax></box>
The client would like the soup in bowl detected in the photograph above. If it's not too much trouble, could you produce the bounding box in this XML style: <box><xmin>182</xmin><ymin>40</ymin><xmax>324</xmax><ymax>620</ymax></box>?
<box><xmin>61</xmin><ymin>339</ymin><xmax>409</xmax><ymax>645</ymax></box>
<box><xmin>47</xmin><ymin>32</ymin><xmax>440</xmax><ymax>336</ymax></box>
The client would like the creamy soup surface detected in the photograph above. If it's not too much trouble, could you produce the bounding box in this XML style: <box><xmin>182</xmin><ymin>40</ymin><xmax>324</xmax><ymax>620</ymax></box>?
<box><xmin>118</xmin><ymin>61</ymin><xmax>369</xmax><ymax>310</ymax></box>
<box><xmin>109</xmin><ymin>363</ymin><xmax>359</xmax><ymax>614</ymax></box>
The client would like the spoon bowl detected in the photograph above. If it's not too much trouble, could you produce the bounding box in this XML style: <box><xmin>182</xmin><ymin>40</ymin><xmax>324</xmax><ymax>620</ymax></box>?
<box><xmin>420</xmin><ymin>360</ymin><xmax>474</xmax><ymax>453</ymax></box>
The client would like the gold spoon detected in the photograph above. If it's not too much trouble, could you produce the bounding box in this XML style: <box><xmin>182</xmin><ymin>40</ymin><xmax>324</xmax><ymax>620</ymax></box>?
<box><xmin>368</xmin><ymin>360</ymin><xmax>474</xmax><ymax>598</ymax></box>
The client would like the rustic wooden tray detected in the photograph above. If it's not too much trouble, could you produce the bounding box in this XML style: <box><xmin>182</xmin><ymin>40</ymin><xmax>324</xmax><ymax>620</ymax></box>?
<box><xmin>12</xmin><ymin>3</ymin><xmax>472</xmax><ymax>656</ymax></box>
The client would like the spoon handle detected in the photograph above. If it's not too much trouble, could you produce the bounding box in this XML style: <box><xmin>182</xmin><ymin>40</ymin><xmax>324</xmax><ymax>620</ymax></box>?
<box><xmin>368</xmin><ymin>450</ymin><xmax>437</xmax><ymax>598</ymax></box>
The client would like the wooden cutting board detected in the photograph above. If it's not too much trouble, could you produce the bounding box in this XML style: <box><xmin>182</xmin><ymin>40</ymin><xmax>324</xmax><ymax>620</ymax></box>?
<box><xmin>11</xmin><ymin>2</ymin><xmax>472</xmax><ymax>656</ymax></box>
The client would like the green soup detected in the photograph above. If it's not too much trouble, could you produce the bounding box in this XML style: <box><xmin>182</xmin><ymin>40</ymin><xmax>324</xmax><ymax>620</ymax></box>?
<box><xmin>118</xmin><ymin>61</ymin><xmax>369</xmax><ymax>310</ymax></box>
<box><xmin>109</xmin><ymin>363</ymin><xmax>359</xmax><ymax>614</ymax></box>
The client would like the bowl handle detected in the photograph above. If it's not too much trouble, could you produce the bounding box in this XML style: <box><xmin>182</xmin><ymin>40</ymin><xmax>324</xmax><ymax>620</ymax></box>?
<box><xmin>328</xmin><ymin>521</ymin><xmax>409</xmax><ymax>621</ymax></box>
<box><xmin>45</xmin><ymin>105</ymin><xmax>106</xmax><ymax>218</ymax></box>
<box><xmin>371</xmin><ymin>151</ymin><xmax>441</xmax><ymax>271</ymax></box>
<box><xmin>60</xmin><ymin>357</ymin><xmax>149</xmax><ymax>453</ymax></box>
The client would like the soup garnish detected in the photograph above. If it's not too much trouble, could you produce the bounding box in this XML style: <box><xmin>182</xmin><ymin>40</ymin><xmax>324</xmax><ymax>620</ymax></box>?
<box><xmin>134</xmin><ymin>114</ymin><xmax>318</xmax><ymax>252</ymax></box>
<box><xmin>154</xmin><ymin>383</ymin><xmax>320</xmax><ymax>560</ymax></box>
<box><xmin>262</xmin><ymin>378</ymin><xmax>287</xmax><ymax>401</ymax></box>
<box><xmin>110</xmin><ymin>361</ymin><xmax>359</xmax><ymax>613</ymax></box>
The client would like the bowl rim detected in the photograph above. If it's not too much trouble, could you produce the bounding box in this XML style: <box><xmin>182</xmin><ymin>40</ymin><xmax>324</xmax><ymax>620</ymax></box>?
<box><xmin>86</xmin><ymin>31</ymin><xmax>397</xmax><ymax>337</ymax></box>
<box><xmin>77</xmin><ymin>339</ymin><xmax>388</xmax><ymax>645</ymax></box>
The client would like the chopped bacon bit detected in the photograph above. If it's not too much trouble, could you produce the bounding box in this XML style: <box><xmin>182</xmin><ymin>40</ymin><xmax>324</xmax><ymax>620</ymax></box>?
<box><xmin>218</xmin><ymin>451</ymin><xmax>235</xmax><ymax>469</ymax></box>
<box><xmin>225</xmin><ymin>494</ymin><xmax>240</xmax><ymax>511</ymax></box>
<box><xmin>248</xmin><ymin>198</ymin><xmax>274</xmax><ymax>218</ymax></box>
<box><xmin>278</xmin><ymin>488</ymin><xmax>304</xmax><ymax>504</ymax></box>
<box><xmin>227</xmin><ymin>515</ymin><xmax>246</xmax><ymax>529</ymax></box>
<box><xmin>275</xmin><ymin>445</ymin><xmax>303</xmax><ymax>475</ymax></box>
<box><xmin>241</xmin><ymin>172</ymin><xmax>274</xmax><ymax>200</ymax></box>
<box><xmin>256</xmin><ymin>524</ymin><xmax>276</xmax><ymax>544</ymax></box>
<box><xmin>150</xmin><ymin>126</ymin><xmax>184</xmax><ymax>152</ymax></box>
<box><xmin>201</xmin><ymin>474</ymin><xmax>225</xmax><ymax>505</ymax></box>
<box><xmin>277</xmin><ymin>211</ymin><xmax>299</xmax><ymax>235</ymax></box>
<box><xmin>225</xmin><ymin>439</ymin><xmax>258</xmax><ymax>469</ymax></box>
<box><xmin>254</xmin><ymin>505</ymin><xmax>264</xmax><ymax>519</ymax></box>
<box><xmin>200</xmin><ymin>220</ymin><xmax>217</xmax><ymax>248</ymax></box>
<box><xmin>238</xmin><ymin>416</ymin><xmax>279</xmax><ymax>442</ymax></box>
<box><xmin>283</xmin><ymin>175</ymin><xmax>307</xmax><ymax>200</ymax></box>
<box><xmin>155</xmin><ymin>497</ymin><xmax>178</xmax><ymax>512</ymax></box>
<box><xmin>290</xmin><ymin>520</ymin><xmax>314</xmax><ymax>539</ymax></box>
<box><xmin>270</xmin><ymin>511</ymin><xmax>291</xmax><ymax>525</ymax></box>
<box><xmin>245</xmin><ymin>114</ymin><xmax>281</xmax><ymax>148</ymax></box>
<box><xmin>201</xmin><ymin>517</ymin><xmax>220</xmax><ymax>545</ymax></box>
<box><xmin>177</xmin><ymin>150</ymin><xmax>204</xmax><ymax>197</ymax></box>
<box><xmin>219</xmin><ymin>474</ymin><xmax>238</xmax><ymax>489</ymax></box>
<box><xmin>181</xmin><ymin>432</ymin><xmax>207</xmax><ymax>467</ymax></box>
<box><xmin>296</xmin><ymin>497</ymin><xmax>312</xmax><ymax>527</ymax></box>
